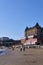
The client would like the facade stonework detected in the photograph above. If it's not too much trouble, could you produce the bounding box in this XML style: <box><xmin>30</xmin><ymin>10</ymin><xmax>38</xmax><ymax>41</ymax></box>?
<box><xmin>25</xmin><ymin>27</ymin><xmax>37</xmax><ymax>36</ymax></box>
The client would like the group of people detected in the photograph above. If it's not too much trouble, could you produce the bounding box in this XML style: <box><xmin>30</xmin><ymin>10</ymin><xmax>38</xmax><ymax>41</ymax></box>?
<box><xmin>20</xmin><ymin>44</ymin><xmax>25</xmax><ymax>52</ymax></box>
<box><xmin>11</xmin><ymin>44</ymin><xmax>25</xmax><ymax>51</ymax></box>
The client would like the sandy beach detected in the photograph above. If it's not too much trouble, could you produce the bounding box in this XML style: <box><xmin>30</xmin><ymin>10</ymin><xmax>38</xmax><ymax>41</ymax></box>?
<box><xmin>0</xmin><ymin>48</ymin><xmax>43</xmax><ymax>65</ymax></box>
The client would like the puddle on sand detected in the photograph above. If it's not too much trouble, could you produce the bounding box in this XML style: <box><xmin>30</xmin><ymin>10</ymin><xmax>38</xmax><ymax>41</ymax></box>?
<box><xmin>0</xmin><ymin>49</ymin><xmax>9</xmax><ymax>56</ymax></box>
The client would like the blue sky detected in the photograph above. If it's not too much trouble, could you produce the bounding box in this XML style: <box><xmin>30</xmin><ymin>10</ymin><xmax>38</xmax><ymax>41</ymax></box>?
<box><xmin>0</xmin><ymin>0</ymin><xmax>43</xmax><ymax>40</ymax></box>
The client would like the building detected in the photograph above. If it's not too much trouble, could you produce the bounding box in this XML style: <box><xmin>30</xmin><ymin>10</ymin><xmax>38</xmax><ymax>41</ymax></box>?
<box><xmin>21</xmin><ymin>23</ymin><xmax>43</xmax><ymax>45</ymax></box>
<box><xmin>0</xmin><ymin>37</ymin><xmax>14</xmax><ymax>46</ymax></box>
<box><xmin>0</xmin><ymin>37</ymin><xmax>21</xmax><ymax>46</ymax></box>
<box><xmin>0</xmin><ymin>37</ymin><xmax>9</xmax><ymax>41</ymax></box>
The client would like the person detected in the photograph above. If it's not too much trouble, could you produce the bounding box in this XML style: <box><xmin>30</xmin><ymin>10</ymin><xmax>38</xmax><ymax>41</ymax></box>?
<box><xmin>22</xmin><ymin>44</ymin><xmax>25</xmax><ymax>51</ymax></box>
<box><xmin>20</xmin><ymin>45</ymin><xmax>22</xmax><ymax>51</ymax></box>
<box><xmin>23</xmin><ymin>45</ymin><xmax>25</xmax><ymax>51</ymax></box>
<box><xmin>12</xmin><ymin>46</ymin><xmax>14</xmax><ymax>51</ymax></box>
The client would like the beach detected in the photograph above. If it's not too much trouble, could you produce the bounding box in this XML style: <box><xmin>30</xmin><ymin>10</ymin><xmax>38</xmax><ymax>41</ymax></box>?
<box><xmin>0</xmin><ymin>48</ymin><xmax>43</xmax><ymax>65</ymax></box>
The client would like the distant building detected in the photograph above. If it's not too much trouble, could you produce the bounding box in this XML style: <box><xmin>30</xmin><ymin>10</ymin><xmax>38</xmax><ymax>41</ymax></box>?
<box><xmin>0</xmin><ymin>37</ymin><xmax>9</xmax><ymax>41</ymax></box>
<box><xmin>0</xmin><ymin>37</ymin><xmax>14</xmax><ymax>46</ymax></box>
<box><xmin>21</xmin><ymin>23</ymin><xmax>43</xmax><ymax>45</ymax></box>
<box><xmin>0</xmin><ymin>37</ymin><xmax>21</xmax><ymax>46</ymax></box>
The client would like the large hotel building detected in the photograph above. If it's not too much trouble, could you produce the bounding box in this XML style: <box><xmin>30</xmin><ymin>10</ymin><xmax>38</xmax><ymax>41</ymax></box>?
<box><xmin>21</xmin><ymin>23</ymin><xmax>43</xmax><ymax>45</ymax></box>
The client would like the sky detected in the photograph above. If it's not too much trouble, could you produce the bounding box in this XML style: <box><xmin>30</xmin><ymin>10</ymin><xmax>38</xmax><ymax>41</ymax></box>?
<box><xmin>0</xmin><ymin>0</ymin><xmax>43</xmax><ymax>40</ymax></box>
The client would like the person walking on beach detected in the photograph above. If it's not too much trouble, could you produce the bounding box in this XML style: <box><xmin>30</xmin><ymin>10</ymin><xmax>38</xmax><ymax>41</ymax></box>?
<box><xmin>23</xmin><ymin>46</ymin><xmax>25</xmax><ymax>51</ymax></box>
<box><xmin>20</xmin><ymin>45</ymin><xmax>22</xmax><ymax>51</ymax></box>
<box><xmin>23</xmin><ymin>45</ymin><xmax>25</xmax><ymax>51</ymax></box>
<box><xmin>12</xmin><ymin>46</ymin><xmax>14</xmax><ymax>51</ymax></box>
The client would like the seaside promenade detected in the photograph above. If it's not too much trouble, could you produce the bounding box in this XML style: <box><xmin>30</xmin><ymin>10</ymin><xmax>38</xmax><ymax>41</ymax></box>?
<box><xmin>0</xmin><ymin>48</ymin><xmax>43</xmax><ymax>65</ymax></box>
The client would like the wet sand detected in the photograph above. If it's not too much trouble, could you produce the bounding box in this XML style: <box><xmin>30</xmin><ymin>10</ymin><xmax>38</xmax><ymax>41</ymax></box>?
<box><xmin>0</xmin><ymin>48</ymin><xmax>43</xmax><ymax>65</ymax></box>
